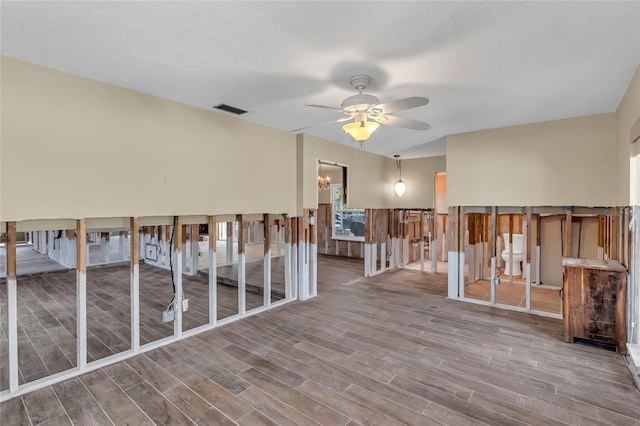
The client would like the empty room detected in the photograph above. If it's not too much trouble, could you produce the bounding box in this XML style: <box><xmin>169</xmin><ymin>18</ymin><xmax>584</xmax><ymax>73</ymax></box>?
<box><xmin>1</xmin><ymin>1</ymin><xmax>640</xmax><ymax>425</ymax></box>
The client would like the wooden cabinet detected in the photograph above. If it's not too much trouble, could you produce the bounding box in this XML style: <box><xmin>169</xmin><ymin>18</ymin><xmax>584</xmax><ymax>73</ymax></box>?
<box><xmin>562</xmin><ymin>258</ymin><xmax>627</xmax><ymax>354</ymax></box>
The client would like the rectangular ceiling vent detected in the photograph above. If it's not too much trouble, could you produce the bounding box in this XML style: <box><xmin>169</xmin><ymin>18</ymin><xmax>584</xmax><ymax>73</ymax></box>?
<box><xmin>213</xmin><ymin>103</ymin><xmax>248</xmax><ymax>115</ymax></box>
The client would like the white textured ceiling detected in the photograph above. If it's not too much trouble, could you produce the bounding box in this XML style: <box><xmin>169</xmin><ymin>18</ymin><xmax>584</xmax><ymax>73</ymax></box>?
<box><xmin>2</xmin><ymin>1</ymin><xmax>639</xmax><ymax>158</ymax></box>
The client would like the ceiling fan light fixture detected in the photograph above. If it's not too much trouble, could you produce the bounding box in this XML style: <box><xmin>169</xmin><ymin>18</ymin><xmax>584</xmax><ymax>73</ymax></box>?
<box><xmin>343</xmin><ymin>120</ymin><xmax>380</xmax><ymax>141</ymax></box>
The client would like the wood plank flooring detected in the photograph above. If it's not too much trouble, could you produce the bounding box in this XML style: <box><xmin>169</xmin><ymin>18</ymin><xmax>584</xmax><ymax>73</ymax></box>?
<box><xmin>1</xmin><ymin>255</ymin><xmax>639</xmax><ymax>425</ymax></box>
<box><xmin>0</xmin><ymin>262</ymin><xmax>265</xmax><ymax>391</ymax></box>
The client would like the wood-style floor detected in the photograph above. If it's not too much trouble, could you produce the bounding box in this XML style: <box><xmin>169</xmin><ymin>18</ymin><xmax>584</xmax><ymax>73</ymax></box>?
<box><xmin>2</xmin><ymin>255</ymin><xmax>640</xmax><ymax>425</ymax></box>
<box><xmin>0</xmin><ymin>260</ymin><xmax>281</xmax><ymax>391</ymax></box>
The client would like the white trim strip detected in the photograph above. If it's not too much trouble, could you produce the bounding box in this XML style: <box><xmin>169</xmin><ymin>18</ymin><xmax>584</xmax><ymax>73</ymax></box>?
<box><xmin>310</xmin><ymin>243</ymin><xmax>318</xmax><ymax>298</ymax></box>
<box><xmin>490</xmin><ymin>256</ymin><xmax>496</xmax><ymax>305</ymax></box>
<box><xmin>238</xmin><ymin>252</ymin><xmax>246</xmax><ymax>315</ymax></box>
<box><xmin>264</xmin><ymin>250</ymin><xmax>271</xmax><ymax>308</ymax></box>
<box><xmin>174</xmin><ymin>250</ymin><xmax>183</xmax><ymax>337</ymax></box>
<box><xmin>285</xmin><ymin>242</ymin><xmax>292</xmax><ymax>300</ymax></box>
<box><xmin>77</xmin><ymin>270</ymin><xmax>87</xmax><ymax>370</ymax></box>
<box><xmin>525</xmin><ymin>263</ymin><xmax>531</xmax><ymax>312</ymax></box>
<box><xmin>460</xmin><ymin>297</ymin><xmax>563</xmax><ymax>320</ymax></box>
<box><xmin>7</xmin><ymin>277</ymin><xmax>18</xmax><ymax>393</ymax></box>
<box><xmin>364</xmin><ymin>243</ymin><xmax>371</xmax><ymax>277</ymax></box>
<box><xmin>458</xmin><ymin>252</ymin><xmax>465</xmax><ymax>299</ymax></box>
<box><xmin>209</xmin><ymin>250</ymin><xmax>217</xmax><ymax>327</ymax></box>
<box><xmin>131</xmin><ymin>264</ymin><xmax>140</xmax><ymax>352</ymax></box>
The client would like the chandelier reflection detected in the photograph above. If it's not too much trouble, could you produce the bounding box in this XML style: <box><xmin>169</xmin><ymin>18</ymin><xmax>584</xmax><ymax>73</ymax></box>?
<box><xmin>318</xmin><ymin>163</ymin><xmax>331</xmax><ymax>190</ymax></box>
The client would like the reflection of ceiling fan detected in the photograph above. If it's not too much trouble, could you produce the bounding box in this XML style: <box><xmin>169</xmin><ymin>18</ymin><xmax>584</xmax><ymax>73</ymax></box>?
<box><xmin>292</xmin><ymin>74</ymin><xmax>430</xmax><ymax>141</ymax></box>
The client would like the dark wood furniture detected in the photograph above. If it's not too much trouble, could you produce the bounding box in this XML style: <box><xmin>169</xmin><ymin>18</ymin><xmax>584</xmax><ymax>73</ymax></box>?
<box><xmin>562</xmin><ymin>258</ymin><xmax>627</xmax><ymax>354</ymax></box>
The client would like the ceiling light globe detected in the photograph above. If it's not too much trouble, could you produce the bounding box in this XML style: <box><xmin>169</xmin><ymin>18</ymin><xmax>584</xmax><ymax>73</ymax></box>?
<box><xmin>342</xmin><ymin>121</ymin><xmax>380</xmax><ymax>141</ymax></box>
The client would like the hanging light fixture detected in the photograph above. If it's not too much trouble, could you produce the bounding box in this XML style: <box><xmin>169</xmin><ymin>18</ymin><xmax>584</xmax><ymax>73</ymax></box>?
<box><xmin>343</xmin><ymin>113</ymin><xmax>380</xmax><ymax>142</ymax></box>
<box><xmin>394</xmin><ymin>154</ymin><xmax>406</xmax><ymax>197</ymax></box>
<box><xmin>318</xmin><ymin>163</ymin><xmax>331</xmax><ymax>190</ymax></box>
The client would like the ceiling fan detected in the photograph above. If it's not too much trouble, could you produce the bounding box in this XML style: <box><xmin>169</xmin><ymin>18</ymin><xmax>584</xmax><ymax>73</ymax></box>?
<box><xmin>292</xmin><ymin>74</ymin><xmax>431</xmax><ymax>141</ymax></box>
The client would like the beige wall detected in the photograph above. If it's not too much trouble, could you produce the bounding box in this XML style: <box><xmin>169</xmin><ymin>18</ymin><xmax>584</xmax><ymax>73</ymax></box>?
<box><xmin>384</xmin><ymin>156</ymin><xmax>446</xmax><ymax>209</ymax></box>
<box><xmin>299</xmin><ymin>135</ymin><xmax>445</xmax><ymax>211</ymax></box>
<box><xmin>299</xmin><ymin>134</ymin><xmax>389</xmax><ymax>211</ymax></box>
<box><xmin>446</xmin><ymin>113</ymin><xmax>617</xmax><ymax>207</ymax></box>
<box><xmin>0</xmin><ymin>57</ymin><xmax>298</xmax><ymax>221</ymax></box>
<box><xmin>616</xmin><ymin>66</ymin><xmax>640</xmax><ymax>206</ymax></box>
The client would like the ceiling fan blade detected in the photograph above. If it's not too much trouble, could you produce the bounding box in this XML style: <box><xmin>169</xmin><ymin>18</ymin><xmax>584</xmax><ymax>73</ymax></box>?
<box><xmin>306</xmin><ymin>104</ymin><xmax>344</xmax><ymax>111</ymax></box>
<box><xmin>290</xmin><ymin>115</ymin><xmax>354</xmax><ymax>133</ymax></box>
<box><xmin>375</xmin><ymin>114</ymin><xmax>431</xmax><ymax>130</ymax></box>
<box><xmin>289</xmin><ymin>124</ymin><xmax>317</xmax><ymax>132</ymax></box>
<box><xmin>334</xmin><ymin>116</ymin><xmax>353</xmax><ymax>123</ymax></box>
<box><xmin>373</xmin><ymin>96</ymin><xmax>429</xmax><ymax>114</ymax></box>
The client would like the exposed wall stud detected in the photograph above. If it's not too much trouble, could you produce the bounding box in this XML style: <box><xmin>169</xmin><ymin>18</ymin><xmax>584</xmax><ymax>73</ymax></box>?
<box><xmin>76</xmin><ymin>219</ymin><xmax>87</xmax><ymax>369</ymax></box>
<box><xmin>7</xmin><ymin>222</ymin><xmax>19</xmax><ymax>392</ymax></box>
<box><xmin>447</xmin><ymin>206</ymin><xmax>458</xmax><ymax>299</ymax></box>
<box><xmin>130</xmin><ymin>218</ymin><xmax>140</xmax><ymax>352</ymax></box>
<box><xmin>237</xmin><ymin>215</ymin><xmax>246</xmax><ymax>314</ymax></box>
<box><xmin>173</xmin><ymin>217</ymin><xmax>184</xmax><ymax>336</ymax></box>
<box><xmin>208</xmin><ymin>216</ymin><xmax>217</xmax><ymax>326</ymax></box>
<box><xmin>264</xmin><ymin>214</ymin><xmax>272</xmax><ymax>308</ymax></box>
<box><xmin>420</xmin><ymin>210</ymin><xmax>426</xmax><ymax>273</ymax></box>
<box><xmin>535</xmin><ymin>214</ymin><xmax>542</xmax><ymax>285</ymax></box>
<box><xmin>525</xmin><ymin>207</ymin><xmax>532</xmax><ymax>311</ymax></box>
<box><xmin>458</xmin><ymin>207</ymin><xmax>465</xmax><ymax>298</ymax></box>
<box><xmin>611</xmin><ymin>207</ymin><xmax>618</xmax><ymax>261</ymax></box>
<box><xmin>508</xmin><ymin>214</ymin><xmax>514</xmax><ymax>282</ymax></box>
<box><xmin>298</xmin><ymin>210</ymin><xmax>310</xmax><ymax>300</ymax></box>
<box><xmin>226</xmin><ymin>222</ymin><xmax>234</xmax><ymax>265</ymax></box>
<box><xmin>309</xmin><ymin>210</ymin><xmax>318</xmax><ymax>297</ymax></box>
<box><xmin>490</xmin><ymin>207</ymin><xmax>497</xmax><ymax>304</ymax></box>
<box><xmin>565</xmin><ymin>208</ymin><xmax>573</xmax><ymax>258</ymax></box>
<box><xmin>291</xmin><ymin>218</ymin><xmax>298</xmax><ymax>300</ymax></box>
<box><xmin>284</xmin><ymin>216</ymin><xmax>292</xmax><ymax>300</ymax></box>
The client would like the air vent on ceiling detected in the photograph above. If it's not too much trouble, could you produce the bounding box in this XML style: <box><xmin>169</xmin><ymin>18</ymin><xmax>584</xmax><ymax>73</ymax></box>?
<box><xmin>213</xmin><ymin>104</ymin><xmax>248</xmax><ymax>115</ymax></box>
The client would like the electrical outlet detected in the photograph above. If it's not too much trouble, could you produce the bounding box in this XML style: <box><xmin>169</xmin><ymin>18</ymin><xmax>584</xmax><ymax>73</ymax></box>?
<box><xmin>162</xmin><ymin>309</ymin><xmax>174</xmax><ymax>323</ymax></box>
<box><xmin>162</xmin><ymin>299</ymin><xmax>189</xmax><ymax>322</ymax></box>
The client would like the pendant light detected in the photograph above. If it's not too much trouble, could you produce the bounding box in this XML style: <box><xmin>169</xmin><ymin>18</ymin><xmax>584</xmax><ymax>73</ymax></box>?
<box><xmin>394</xmin><ymin>154</ymin><xmax>406</xmax><ymax>197</ymax></box>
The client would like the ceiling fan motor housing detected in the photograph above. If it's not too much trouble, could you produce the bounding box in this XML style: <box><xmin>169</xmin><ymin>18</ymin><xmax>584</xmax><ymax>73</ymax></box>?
<box><xmin>341</xmin><ymin>93</ymin><xmax>380</xmax><ymax>113</ymax></box>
